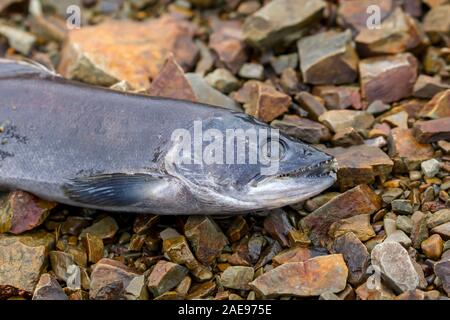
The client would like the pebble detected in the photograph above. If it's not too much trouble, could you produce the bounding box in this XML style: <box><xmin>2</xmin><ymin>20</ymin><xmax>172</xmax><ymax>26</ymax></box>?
<box><xmin>271</xmin><ymin>115</ymin><xmax>330</xmax><ymax>144</ymax></box>
<box><xmin>427</xmin><ymin>209</ymin><xmax>450</xmax><ymax>229</ymax></box>
<box><xmin>382</xmin><ymin>188</ymin><xmax>404</xmax><ymax>204</ymax></box>
<box><xmin>272</xmin><ymin>246</ymin><xmax>325</xmax><ymax>266</ymax></box>
<box><xmin>204</xmin><ymin>68</ymin><xmax>240</xmax><ymax>94</ymax></box>
<box><xmin>385</xmin><ymin>230</ymin><xmax>412</xmax><ymax>248</ymax></box>
<box><xmin>263</xmin><ymin>209</ymin><xmax>294</xmax><ymax>247</ymax></box>
<box><xmin>0</xmin><ymin>24</ymin><xmax>36</xmax><ymax>55</ymax></box>
<box><xmin>391</xmin><ymin>199</ymin><xmax>413</xmax><ymax>215</ymax></box>
<box><xmin>226</xmin><ymin>216</ymin><xmax>249</xmax><ymax>243</ymax></box>
<box><xmin>147</xmin><ymin>260</ymin><xmax>188</xmax><ymax>297</ymax></box>
<box><xmin>434</xmin><ymin>259</ymin><xmax>450</xmax><ymax>295</ymax></box>
<box><xmin>419</xmin><ymin>89</ymin><xmax>450</xmax><ymax>119</ymax></box>
<box><xmin>367</xmin><ymin>100</ymin><xmax>391</xmax><ymax>115</ymax></box>
<box><xmin>431</xmin><ymin>222</ymin><xmax>450</xmax><ymax>240</ymax></box>
<box><xmin>238</xmin><ymin>63</ymin><xmax>264</xmax><ymax>80</ymax></box>
<box><xmin>413</xmin><ymin>118</ymin><xmax>450</xmax><ymax>143</ymax></box>
<box><xmin>421</xmin><ymin>234</ymin><xmax>444</xmax><ymax>260</ymax></box>
<box><xmin>413</xmin><ymin>75</ymin><xmax>450</xmax><ymax>99</ymax></box>
<box><xmin>337</xmin><ymin>0</ymin><xmax>395</xmax><ymax>32</ymax></box>
<box><xmin>410</xmin><ymin>211</ymin><xmax>429</xmax><ymax>249</ymax></box>
<box><xmin>329</xmin><ymin>214</ymin><xmax>376</xmax><ymax>242</ymax></box>
<box><xmin>294</xmin><ymin>91</ymin><xmax>327</xmax><ymax>120</ymax></box>
<box><xmin>421</xmin><ymin>158</ymin><xmax>441</xmax><ymax>178</ymax></box>
<box><xmin>371</xmin><ymin>241</ymin><xmax>420</xmax><ymax>293</ymax></box>
<box><xmin>250</xmin><ymin>254</ymin><xmax>348</xmax><ymax>297</ymax></box>
<box><xmin>396</xmin><ymin>216</ymin><xmax>413</xmax><ymax>234</ymax></box>
<box><xmin>313</xmin><ymin>85</ymin><xmax>362</xmax><ymax>110</ymax></box>
<box><xmin>221</xmin><ymin>266</ymin><xmax>254</xmax><ymax>290</ymax></box>
<box><xmin>79</xmin><ymin>216</ymin><xmax>118</xmax><ymax>240</ymax></box>
<box><xmin>331</xmin><ymin>127</ymin><xmax>364</xmax><ymax>147</ymax></box>
<box><xmin>269</xmin><ymin>53</ymin><xmax>298</xmax><ymax>75</ymax></box>
<box><xmin>32</xmin><ymin>273</ymin><xmax>68</xmax><ymax>300</ymax></box>
<box><xmin>318</xmin><ymin>110</ymin><xmax>374</xmax><ymax>133</ymax></box>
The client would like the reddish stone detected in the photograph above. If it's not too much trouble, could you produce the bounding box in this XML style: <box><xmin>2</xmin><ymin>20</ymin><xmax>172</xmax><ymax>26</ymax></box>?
<box><xmin>413</xmin><ymin>118</ymin><xmax>450</xmax><ymax>143</ymax></box>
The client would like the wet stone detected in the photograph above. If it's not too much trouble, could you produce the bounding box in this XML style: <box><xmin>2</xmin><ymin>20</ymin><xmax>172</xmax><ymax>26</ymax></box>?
<box><xmin>49</xmin><ymin>251</ymin><xmax>76</xmax><ymax>284</ymax></box>
<box><xmin>270</xmin><ymin>53</ymin><xmax>298</xmax><ymax>75</ymax></box>
<box><xmin>184</xmin><ymin>216</ymin><xmax>228</xmax><ymax>265</ymax></box>
<box><xmin>298</xmin><ymin>30</ymin><xmax>358</xmax><ymax>85</ymax></box>
<box><xmin>221</xmin><ymin>266</ymin><xmax>254</xmax><ymax>290</ymax></box>
<box><xmin>226</xmin><ymin>216</ymin><xmax>249</xmax><ymax>243</ymax></box>
<box><xmin>301</xmin><ymin>185</ymin><xmax>382</xmax><ymax>247</ymax></box>
<box><xmin>391</xmin><ymin>199</ymin><xmax>413</xmax><ymax>215</ymax></box>
<box><xmin>382</xmin><ymin>111</ymin><xmax>409</xmax><ymax>129</ymax></box>
<box><xmin>385</xmin><ymin>230</ymin><xmax>412</xmax><ymax>248</ymax></box>
<box><xmin>238</xmin><ymin>63</ymin><xmax>264</xmax><ymax>80</ymax></box>
<box><xmin>413</xmin><ymin>118</ymin><xmax>450</xmax><ymax>143</ymax></box>
<box><xmin>371</xmin><ymin>241</ymin><xmax>420</xmax><ymax>293</ymax></box>
<box><xmin>83</xmin><ymin>233</ymin><xmax>104</xmax><ymax>264</ymax></box>
<box><xmin>331</xmin><ymin>127</ymin><xmax>364</xmax><ymax>147</ymax></box>
<box><xmin>79</xmin><ymin>216</ymin><xmax>118</xmax><ymax>240</ymax></box>
<box><xmin>132</xmin><ymin>215</ymin><xmax>159</xmax><ymax>235</ymax></box>
<box><xmin>382</xmin><ymin>188</ymin><xmax>403</xmax><ymax>204</ymax></box>
<box><xmin>413</xmin><ymin>75</ymin><xmax>450</xmax><ymax>99</ymax></box>
<box><xmin>271</xmin><ymin>115</ymin><xmax>331</xmax><ymax>144</ymax></box>
<box><xmin>0</xmin><ymin>24</ymin><xmax>36</xmax><ymax>55</ymax></box>
<box><xmin>396</xmin><ymin>215</ymin><xmax>413</xmax><ymax>234</ymax></box>
<box><xmin>388</xmin><ymin>128</ymin><xmax>434</xmax><ymax>172</ymax></box>
<box><xmin>319</xmin><ymin>110</ymin><xmax>374</xmax><ymax>133</ymax></box>
<box><xmin>325</xmin><ymin>145</ymin><xmax>393</xmax><ymax>190</ymax></box>
<box><xmin>250</xmin><ymin>254</ymin><xmax>348</xmax><ymax>297</ymax></box>
<box><xmin>147</xmin><ymin>260</ymin><xmax>187</xmax><ymax>297</ymax></box>
<box><xmin>427</xmin><ymin>209</ymin><xmax>450</xmax><ymax>229</ymax></box>
<box><xmin>431</xmin><ymin>222</ymin><xmax>450</xmax><ymax>240</ymax></box>
<box><xmin>421</xmin><ymin>234</ymin><xmax>444</xmax><ymax>260</ymax></box>
<box><xmin>0</xmin><ymin>190</ymin><xmax>56</xmax><ymax>234</ymax></box>
<box><xmin>186</xmin><ymin>280</ymin><xmax>216</xmax><ymax>300</ymax></box>
<box><xmin>61</xmin><ymin>216</ymin><xmax>92</xmax><ymax>236</ymax></box>
<box><xmin>90</xmin><ymin>258</ymin><xmax>141</xmax><ymax>300</ymax></box>
<box><xmin>272</xmin><ymin>246</ymin><xmax>326</xmax><ymax>266</ymax></box>
<box><xmin>58</xmin><ymin>16</ymin><xmax>197</xmax><ymax>90</ymax></box>
<box><xmin>418</xmin><ymin>89</ymin><xmax>450</xmax><ymax>119</ymax></box>
<box><xmin>367</xmin><ymin>100</ymin><xmax>391</xmax><ymax>115</ymax></box>
<box><xmin>333</xmin><ymin>232</ymin><xmax>369</xmax><ymax>286</ymax></box>
<box><xmin>313</xmin><ymin>85</ymin><xmax>362</xmax><ymax>110</ymax></box>
<box><xmin>32</xmin><ymin>273</ymin><xmax>67</xmax><ymax>300</ymax></box>
<box><xmin>355</xmin><ymin>8</ymin><xmax>422</xmax><ymax>56</ymax></box>
<box><xmin>124</xmin><ymin>275</ymin><xmax>148</xmax><ymax>300</ymax></box>
<box><xmin>254</xmin><ymin>241</ymin><xmax>282</xmax><ymax>269</ymax></box>
<box><xmin>359</xmin><ymin>53</ymin><xmax>418</xmax><ymax>105</ymax></box>
<box><xmin>243</xmin><ymin>0</ymin><xmax>326</xmax><ymax>50</ymax></box>
<box><xmin>148</xmin><ymin>55</ymin><xmax>196</xmax><ymax>102</ymax></box>
<box><xmin>162</xmin><ymin>235</ymin><xmax>212</xmax><ymax>281</ymax></box>
<box><xmin>263</xmin><ymin>209</ymin><xmax>294</xmax><ymax>247</ymax></box>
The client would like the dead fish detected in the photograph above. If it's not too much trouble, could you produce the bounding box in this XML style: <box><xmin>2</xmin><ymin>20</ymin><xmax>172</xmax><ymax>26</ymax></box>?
<box><xmin>0</xmin><ymin>59</ymin><xmax>336</xmax><ymax>214</ymax></box>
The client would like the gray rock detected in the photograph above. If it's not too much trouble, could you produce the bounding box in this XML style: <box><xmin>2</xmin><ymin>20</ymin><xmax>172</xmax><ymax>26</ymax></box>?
<box><xmin>428</xmin><ymin>209</ymin><xmax>450</xmax><ymax>229</ymax></box>
<box><xmin>396</xmin><ymin>215</ymin><xmax>413</xmax><ymax>234</ymax></box>
<box><xmin>421</xmin><ymin>158</ymin><xmax>441</xmax><ymax>178</ymax></box>
<box><xmin>270</xmin><ymin>53</ymin><xmax>298</xmax><ymax>75</ymax></box>
<box><xmin>221</xmin><ymin>266</ymin><xmax>254</xmax><ymax>290</ymax></box>
<box><xmin>371</xmin><ymin>241</ymin><xmax>420</xmax><ymax>293</ymax></box>
<box><xmin>434</xmin><ymin>259</ymin><xmax>450</xmax><ymax>296</ymax></box>
<box><xmin>385</xmin><ymin>230</ymin><xmax>412</xmax><ymax>248</ymax></box>
<box><xmin>185</xmin><ymin>73</ymin><xmax>242</xmax><ymax>111</ymax></box>
<box><xmin>238</xmin><ymin>63</ymin><xmax>264</xmax><ymax>80</ymax></box>
<box><xmin>0</xmin><ymin>24</ymin><xmax>36</xmax><ymax>55</ymax></box>
<box><xmin>384</xmin><ymin>218</ymin><xmax>397</xmax><ymax>236</ymax></box>
<box><xmin>367</xmin><ymin>100</ymin><xmax>391</xmax><ymax>115</ymax></box>
<box><xmin>205</xmin><ymin>68</ymin><xmax>240</xmax><ymax>94</ymax></box>
<box><xmin>391</xmin><ymin>199</ymin><xmax>413</xmax><ymax>215</ymax></box>
<box><xmin>32</xmin><ymin>273</ymin><xmax>68</xmax><ymax>300</ymax></box>
<box><xmin>382</xmin><ymin>188</ymin><xmax>403</xmax><ymax>204</ymax></box>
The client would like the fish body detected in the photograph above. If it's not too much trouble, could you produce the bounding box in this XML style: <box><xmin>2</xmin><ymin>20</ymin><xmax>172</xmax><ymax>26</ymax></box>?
<box><xmin>0</xmin><ymin>60</ymin><xmax>336</xmax><ymax>214</ymax></box>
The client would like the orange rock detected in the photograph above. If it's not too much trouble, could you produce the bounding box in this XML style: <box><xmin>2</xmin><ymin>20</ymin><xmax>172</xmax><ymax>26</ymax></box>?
<box><xmin>418</xmin><ymin>89</ymin><xmax>450</xmax><ymax>119</ymax></box>
<box><xmin>421</xmin><ymin>234</ymin><xmax>444</xmax><ymax>260</ymax></box>
<box><xmin>58</xmin><ymin>16</ymin><xmax>198</xmax><ymax>90</ymax></box>
<box><xmin>272</xmin><ymin>246</ymin><xmax>325</xmax><ymax>266</ymax></box>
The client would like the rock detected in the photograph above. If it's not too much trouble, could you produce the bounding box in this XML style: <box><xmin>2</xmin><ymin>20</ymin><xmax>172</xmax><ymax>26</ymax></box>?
<box><xmin>185</xmin><ymin>73</ymin><xmax>241</xmax><ymax>111</ymax></box>
<box><xmin>187</xmin><ymin>0</ymin><xmax>216</xmax><ymax>7</ymax></box>
<box><xmin>195</xmin><ymin>40</ymin><xmax>214</xmax><ymax>76</ymax></box>
<box><xmin>58</xmin><ymin>16</ymin><xmax>197</xmax><ymax>90</ymax></box>
<box><xmin>331</xmin><ymin>127</ymin><xmax>364</xmax><ymax>147</ymax></box>
<box><xmin>184</xmin><ymin>216</ymin><xmax>228</xmax><ymax>265</ymax></box>
<box><xmin>294</xmin><ymin>91</ymin><xmax>327</xmax><ymax>120</ymax></box>
<box><xmin>79</xmin><ymin>216</ymin><xmax>118</xmax><ymax>240</ymax></box>
<box><xmin>49</xmin><ymin>250</ymin><xmax>77</xmax><ymax>285</ymax></box>
<box><xmin>280</xmin><ymin>68</ymin><xmax>302</xmax><ymax>95</ymax></box>
<box><xmin>319</xmin><ymin>110</ymin><xmax>374</xmax><ymax>133</ymax></box>
<box><xmin>237</xmin><ymin>1</ymin><xmax>261</xmax><ymax>16</ymax></box>
<box><xmin>263</xmin><ymin>209</ymin><xmax>293</xmax><ymax>247</ymax></box>
<box><xmin>124</xmin><ymin>274</ymin><xmax>148</xmax><ymax>300</ymax></box>
<box><xmin>325</xmin><ymin>145</ymin><xmax>393</xmax><ymax>190</ymax></box>
<box><xmin>89</xmin><ymin>258</ymin><xmax>141</xmax><ymax>300</ymax></box>
<box><xmin>175</xmin><ymin>276</ymin><xmax>191</xmax><ymax>297</ymax></box>
<box><xmin>359</xmin><ymin>53</ymin><xmax>418</xmax><ymax>104</ymax></box>
<box><xmin>319</xmin><ymin>292</ymin><xmax>341</xmax><ymax>300</ymax></box>
<box><xmin>333</xmin><ymin>232</ymin><xmax>370</xmax><ymax>286</ymax></box>
<box><xmin>204</xmin><ymin>68</ymin><xmax>240</xmax><ymax>94</ymax></box>
<box><xmin>32</xmin><ymin>273</ymin><xmax>67</xmax><ymax>300</ymax></box>
<box><xmin>397</xmin><ymin>216</ymin><xmax>413</xmax><ymax>234</ymax></box>
<box><xmin>148</xmin><ymin>55</ymin><xmax>196</xmax><ymax>101</ymax></box>
<box><xmin>385</xmin><ymin>230</ymin><xmax>412</xmax><ymax>248</ymax></box>
<box><xmin>221</xmin><ymin>266</ymin><xmax>254</xmax><ymax>290</ymax></box>
<box><xmin>388</xmin><ymin>128</ymin><xmax>434</xmax><ymax>172</ymax></box>
<box><xmin>427</xmin><ymin>209</ymin><xmax>450</xmax><ymax>229</ymax></box>
<box><xmin>337</xmin><ymin>0</ymin><xmax>395</xmax><ymax>32</ymax></box>
<box><xmin>382</xmin><ymin>188</ymin><xmax>403</xmax><ymax>204</ymax></box>
<box><xmin>83</xmin><ymin>233</ymin><xmax>104</xmax><ymax>264</ymax></box>
<box><xmin>355</xmin><ymin>281</ymin><xmax>396</xmax><ymax>300</ymax></box>
<box><xmin>0</xmin><ymin>233</ymin><xmax>53</xmax><ymax>298</ymax></box>
<box><xmin>250</xmin><ymin>254</ymin><xmax>348</xmax><ymax>297</ymax></box>
<box><xmin>186</xmin><ymin>280</ymin><xmax>216</xmax><ymax>299</ymax></box>
<box><xmin>301</xmin><ymin>185</ymin><xmax>382</xmax><ymax>247</ymax></box>
<box><xmin>271</xmin><ymin>115</ymin><xmax>331</xmax><ymax>144</ymax></box>
<box><xmin>431</xmin><ymin>222</ymin><xmax>450</xmax><ymax>240</ymax></box>
<box><xmin>384</xmin><ymin>217</ymin><xmax>397</xmax><ymax>237</ymax></box>
<box><xmin>371</xmin><ymin>241</ymin><xmax>420</xmax><ymax>293</ymax></box>
<box><xmin>438</xmin><ymin>141</ymin><xmax>450</xmax><ymax>154</ymax></box>
<box><xmin>413</xmin><ymin>75</ymin><xmax>450</xmax><ymax>99</ymax></box>
<box><xmin>132</xmin><ymin>215</ymin><xmax>159</xmax><ymax>235</ymax></box>
<box><xmin>159</xmin><ymin>227</ymin><xmax>180</xmax><ymax>241</ymax></box>
<box><xmin>421</xmin><ymin>159</ymin><xmax>441</xmax><ymax>178</ymax></box>
<box><xmin>423</xmin><ymin>4</ymin><xmax>450</xmax><ymax>42</ymax></box>
<box><xmin>410</xmin><ymin>211</ymin><xmax>429</xmax><ymax>248</ymax></box>
<box><xmin>391</xmin><ymin>199</ymin><xmax>413</xmax><ymax>215</ymax></box>
<box><xmin>209</xmin><ymin>20</ymin><xmax>247</xmax><ymax>74</ymax></box>
<box><xmin>367</xmin><ymin>100</ymin><xmax>391</xmax><ymax>115</ymax></box>
<box><xmin>413</xmin><ymin>118</ymin><xmax>450</xmax><ymax>143</ymax></box>
<box><xmin>329</xmin><ymin>214</ymin><xmax>376</xmax><ymax>242</ymax></box>
<box><xmin>147</xmin><ymin>260</ymin><xmax>188</xmax><ymax>297</ymax></box>
<box><xmin>242</xmin><ymin>81</ymin><xmax>291</xmax><ymax>122</ymax></box>
<box><xmin>238</xmin><ymin>63</ymin><xmax>264</xmax><ymax>80</ymax></box>
<box><xmin>61</xmin><ymin>216</ymin><xmax>91</xmax><ymax>236</ymax></box>
<box><xmin>0</xmin><ymin>24</ymin><xmax>36</xmax><ymax>55</ymax></box>
<box><xmin>355</xmin><ymin>8</ymin><xmax>422</xmax><ymax>56</ymax></box>
<box><xmin>243</xmin><ymin>0</ymin><xmax>326</xmax><ymax>49</ymax></box>
<box><xmin>382</xmin><ymin>111</ymin><xmax>409</xmax><ymax>129</ymax></box>
<box><xmin>0</xmin><ymin>191</ymin><xmax>56</xmax><ymax>234</ymax></box>
<box><xmin>304</xmin><ymin>192</ymin><xmax>341</xmax><ymax>212</ymax></box>
<box><xmin>312</xmin><ymin>85</ymin><xmax>362</xmax><ymax>110</ymax></box>
<box><xmin>298</xmin><ymin>30</ymin><xmax>358</xmax><ymax>85</ymax></box>
<box><xmin>270</xmin><ymin>53</ymin><xmax>298</xmax><ymax>75</ymax></box>
<box><xmin>272</xmin><ymin>246</ymin><xmax>326</xmax><ymax>266</ymax></box>
<box><xmin>162</xmin><ymin>235</ymin><xmax>212</xmax><ymax>281</ymax></box>
<box><xmin>418</xmin><ymin>90</ymin><xmax>450</xmax><ymax>119</ymax></box>
<box><xmin>254</xmin><ymin>241</ymin><xmax>282</xmax><ymax>269</ymax></box>
<box><xmin>226</xmin><ymin>216</ymin><xmax>249</xmax><ymax>243</ymax></box>
<box><xmin>434</xmin><ymin>259</ymin><xmax>450</xmax><ymax>295</ymax></box>
<box><xmin>421</xmin><ymin>234</ymin><xmax>444</xmax><ymax>260</ymax></box>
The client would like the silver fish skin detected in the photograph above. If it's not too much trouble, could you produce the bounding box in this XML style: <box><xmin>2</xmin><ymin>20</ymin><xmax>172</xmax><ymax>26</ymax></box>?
<box><xmin>0</xmin><ymin>59</ymin><xmax>336</xmax><ymax>214</ymax></box>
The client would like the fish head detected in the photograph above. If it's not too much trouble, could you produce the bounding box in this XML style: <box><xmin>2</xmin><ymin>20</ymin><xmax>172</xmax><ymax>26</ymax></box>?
<box><xmin>164</xmin><ymin>113</ymin><xmax>337</xmax><ymax>212</ymax></box>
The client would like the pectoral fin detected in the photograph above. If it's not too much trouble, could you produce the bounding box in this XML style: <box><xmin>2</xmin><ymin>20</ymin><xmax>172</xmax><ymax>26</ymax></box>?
<box><xmin>63</xmin><ymin>173</ymin><xmax>165</xmax><ymax>207</ymax></box>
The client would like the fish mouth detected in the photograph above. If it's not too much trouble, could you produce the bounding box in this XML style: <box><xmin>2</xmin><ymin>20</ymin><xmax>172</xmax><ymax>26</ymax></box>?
<box><xmin>276</xmin><ymin>158</ymin><xmax>338</xmax><ymax>179</ymax></box>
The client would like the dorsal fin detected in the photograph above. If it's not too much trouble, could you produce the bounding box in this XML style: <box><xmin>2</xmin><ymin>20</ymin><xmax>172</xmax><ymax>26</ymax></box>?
<box><xmin>0</xmin><ymin>58</ymin><xmax>59</xmax><ymax>79</ymax></box>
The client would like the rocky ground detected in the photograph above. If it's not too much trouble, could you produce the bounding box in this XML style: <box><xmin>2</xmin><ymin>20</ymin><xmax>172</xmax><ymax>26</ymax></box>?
<box><xmin>0</xmin><ymin>0</ymin><xmax>449</xmax><ymax>300</ymax></box>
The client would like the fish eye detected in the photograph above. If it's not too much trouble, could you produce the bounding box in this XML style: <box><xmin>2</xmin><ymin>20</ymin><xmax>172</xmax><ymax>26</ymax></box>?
<box><xmin>261</xmin><ymin>138</ymin><xmax>286</xmax><ymax>161</ymax></box>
